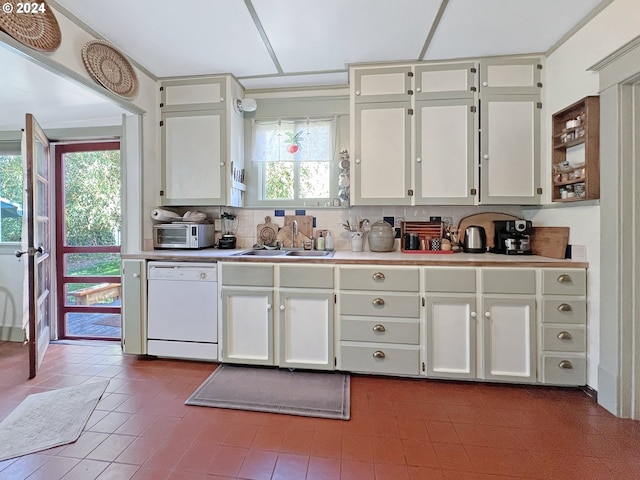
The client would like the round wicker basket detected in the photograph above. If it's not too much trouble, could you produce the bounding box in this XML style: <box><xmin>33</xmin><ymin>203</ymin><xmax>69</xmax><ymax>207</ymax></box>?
<box><xmin>82</xmin><ymin>40</ymin><xmax>139</xmax><ymax>99</ymax></box>
<box><xmin>0</xmin><ymin>0</ymin><xmax>61</xmax><ymax>52</ymax></box>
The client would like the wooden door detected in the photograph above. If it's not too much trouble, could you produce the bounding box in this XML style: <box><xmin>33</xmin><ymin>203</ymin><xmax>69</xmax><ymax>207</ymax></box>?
<box><xmin>20</xmin><ymin>114</ymin><xmax>51</xmax><ymax>378</ymax></box>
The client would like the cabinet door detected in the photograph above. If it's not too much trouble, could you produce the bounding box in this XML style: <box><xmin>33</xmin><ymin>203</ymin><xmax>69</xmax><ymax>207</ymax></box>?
<box><xmin>352</xmin><ymin>66</ymin><xmax>412</xmax><ymax>103</ymax></box>
<box><xmin>480</xmin><ymin>58</ymin><xmax>542</xmax><ymax>95</ymax></box>
<box><xmin>161</xmin><ymin>110</ymin><xmax>226</xmax><ymax>206</ymax></box>
<box><xmin>415</xmin><ymin>98</ymin><xmax>476</xmax><ymax>205</ymax></box>
<box><xmin>425</xmin><ymin>295</ymin><xmax>477</xmax><ymax>379</ymax></box>
<box><xmin>415</xmin><ymin>62</ymin><xmax>477</xmax><ymax>100</ymax></box>
<box><xmin>122</xmin><ymin>259</ymin><xmax>146</xmax><ymax>355</ymax></box>
<box><xmin>482</xmin><ymin>296</ymin><xmax>536</xmax><ymax>382</ymax></box>
<box><xmin>480</xmin><ymin>94</ymin><xmax>541</xmax><ymax>204</ymax></box>
<box><xmin>221</xmin><ymin>288</ymin><xmax>274</xmax><ymax>365</ymax></box>
<box><xmin>279</xmin><ymin>291</ymin><xmax>334</xmax><ymax>370</ymax></box>
<box><xmin>161</xmin><ymin>77</ymin><xmax>226</xmax><ymax>111</ymax></box>
<box><xmin>353</xmin><ymin>102</ymin><xmax>411</xmax><ymax>205</ymax></box>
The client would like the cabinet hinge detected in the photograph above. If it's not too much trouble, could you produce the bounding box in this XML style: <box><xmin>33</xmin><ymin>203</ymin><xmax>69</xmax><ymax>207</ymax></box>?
<box><xmin>537</xmin><ymin>82</ymin><xmax>543</xmax><ymax>88</ymax></box>
<box><xmin>470</xmin><ymin>86</ymin><xmax>477</xmax><ymax>92</ymax></box>
<box><xmin>537</xmin><ymin>64</ymin><xmax>543</xmax><ymax>70</ymax></box>
<box><xmin>536</xmin><ymin>102</ymin><xmax>543</xmax><ymax>109</ymax></box>
<box><xmin>407</xmin><ymin>71</ymin><xmax>414</xmax><ymax>77</ymax></box>
<box><xmin>334</xmin><ymin>294</ymin><xmax>337</xmax><ymax>304</ymax></box>
<box><xmin>407</xmin><ymin>189</ymin><xmax>414</xmax><ymax>196</ymax></box>
<box><xmin>470</xmin><ymin>188</ymin><xmax>477</xmax><ymax>195</ymax></box>
<box><xmin>160</xmin><ymin>190</ymin><xmax>165</xmax><ymax>196</ymax></box>
<box><xmin>408</xmin><ymin>108</ymin><xmax>414</xmax><ymax>115</ymax></box>
<box><xmin>334</xmin><ymin>357</ymin><xmax>337</xmax><ymax>367</ymax></box>
<box><xmin>537</xmin><ymin>187</ymin><xmax>543</xmax><ymax>195</ymax></box>
<box><xmin>422</xmin><ymin>362</ymin><xmax>425</xmax><ymax>372</ymax></box>
<box><xmin>470</xmin><ymin>106</ymin><xmax>477</xmax><ymax>113</ymax></box>
<box><xmin>421</xmin><ymin>297</ymin><xmax>425</xmax><ymax>307</ymax></box>
<box><xmin>159</xmin><ymin>103</ymin><xmax>164</xmax><ymax>108</ymax></box>
<box><xmin>407</xmin><ymin>89</ymin><xmax>414</xmax><ymax>95</ymax></box>
<box><xmin>470</xmin><ymin>67</ymin><xmax>477</xmax><ymax>73</ymax></box>
<box><xmin>160</xmin><ymin>121</ymin><xmax>164</xmax><ymax>127</ymax></box>
<box><xmin>159</xmin><ymin>86</ymin><xmax>164</xmax><ymax>91</ymax></box>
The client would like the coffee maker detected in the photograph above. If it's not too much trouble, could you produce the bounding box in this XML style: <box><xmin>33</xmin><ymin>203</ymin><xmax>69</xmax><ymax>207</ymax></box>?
<box><xmin>491</xmin><ymin>220</ymin><xmax>533</xmax><ymax>255</ymax></box>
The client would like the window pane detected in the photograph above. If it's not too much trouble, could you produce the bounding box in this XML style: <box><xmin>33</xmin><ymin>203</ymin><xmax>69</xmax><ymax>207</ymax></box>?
<box><xmin>300</xmin><ymin>162</ymin><xmax>330</xmax><ymax>198</ymax></box>
<box><xmin>64</xmin><ymin>150</ymin><xmax>121</xmax><ymax>246</ymax></box>
<box><xmin>65</xmin><ymin>253</ymin><xmax>122</xmax><ymax>277</ymax></box>
<box><xmin>65</xmin><ymin>312</ymin><xmax>121</xmax><ymax>338</ymax></box>
<box><xmin>65</xmin><ymin>282</ymin><xmax>121</xmax><ymax>307</ymax></box>
<box><xmin>264</xmin><ymin>162</ymin><xmax>294</xmax><ymax>199</ymax></box>
<box><xmin>0</xmin><ymin>155</ymin><xmax>23</xmax><ymax>242</ymax></box>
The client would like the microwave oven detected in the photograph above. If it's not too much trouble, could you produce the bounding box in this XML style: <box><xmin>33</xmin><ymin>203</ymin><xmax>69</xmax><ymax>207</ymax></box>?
<box><xmin>153</xmin><ymin>223</ymin><xmax>216</xmax><ymax>249</ymax></box>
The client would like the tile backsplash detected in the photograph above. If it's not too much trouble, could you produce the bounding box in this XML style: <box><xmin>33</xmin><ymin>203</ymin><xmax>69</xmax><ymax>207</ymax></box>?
<box><xmin>234</xmin><ymin>205</ymin><xmax>525</xmax><ymax>250</ymax></box>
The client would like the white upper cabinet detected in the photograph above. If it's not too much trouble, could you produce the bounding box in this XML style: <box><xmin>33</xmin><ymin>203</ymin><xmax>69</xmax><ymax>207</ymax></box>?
<box><xmin>353</xmin><ymin>102</ymin><xmax>412</xmax><ymax>205</ymax></box>
<box><xmin>159</xmin><ymin>76</ymin><xmax>245</xmax><ymax>207</ymax></box>
<box><xmin>415</xmin><ymin>62</ymin><xmax>477</xmax><ymax>100</ymax></box>
<box><xmin>352</xmin><ymin>66</ymin><xmax>412</xmax><ymax>103</ymax></box>
<box><xmin>479</xmin><ymin>58</ymin><xmax>543</xmax><ymax>95</ymax></box>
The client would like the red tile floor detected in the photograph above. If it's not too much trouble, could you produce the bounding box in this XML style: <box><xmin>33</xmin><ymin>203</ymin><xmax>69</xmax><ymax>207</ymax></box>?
<box><xmin>1</xmin><ymin>341</ymin><xmax>639</xmax><ymax>480</ymax></box>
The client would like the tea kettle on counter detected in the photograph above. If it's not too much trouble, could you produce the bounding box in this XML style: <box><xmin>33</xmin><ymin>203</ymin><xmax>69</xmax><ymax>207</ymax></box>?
<box><xmin>463</xmin><ymin>225</ymin><xmax>487</xmax><ymax>253</ymax></box>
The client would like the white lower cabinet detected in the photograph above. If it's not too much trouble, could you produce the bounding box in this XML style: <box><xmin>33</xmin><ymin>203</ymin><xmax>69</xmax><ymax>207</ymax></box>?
<box><xmin>122</xmin><ymin>259</ymin><xmax>146</xmax><ymax>355</ymax></box>
<box><xmin>220</xmin><ymin>263</ymin><xmax>274</xmax><ymax>365</ymax></box>
<box><xmin>338</xmin><ymin>266</ymin><xmax>420</xmax><ymax>375</ymax></box>
<box><xmin>278</xmin><ymin>265</ymin><xmax>335</xmax><ymax>370</ymax></box>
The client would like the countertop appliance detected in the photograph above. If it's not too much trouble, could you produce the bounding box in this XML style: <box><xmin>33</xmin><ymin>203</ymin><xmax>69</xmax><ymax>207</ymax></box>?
<box><xmin>491</xmin><ymin>220</ymin><xmax>533</xmax><ymax>255</ymax></box>
<box><xmin>147</xmin><ymin>262</ymin><xmax>218</xmax><ymax>360</ymax></box>
<box><xmin>463</xmin><ymin>225</ymin><xmax>487</xmax><ymax>253</ymax></box>
<box><xmin>153</xmin><ymin>223</ymin><xmax>215</xmax><ymax>249</ymax></box>
<box><xmin>218</xmin><ymin>212</ymin><xmax>238</xmax><ymax>249</ymax></box>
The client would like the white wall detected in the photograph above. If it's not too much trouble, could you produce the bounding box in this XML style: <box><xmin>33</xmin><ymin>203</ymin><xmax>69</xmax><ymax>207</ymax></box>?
<box><xmin>0</xmin><ymin>246</ymin><xmax>23</xmax><ymax>341</ymax></box>
<box><xmin>533</xmin><ymin>0</ymin><xmax>640</xmax><ymax>388</ymax></box>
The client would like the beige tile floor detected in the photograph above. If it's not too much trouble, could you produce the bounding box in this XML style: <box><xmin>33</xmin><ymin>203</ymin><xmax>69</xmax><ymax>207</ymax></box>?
<box><xmin>0</xmin><ymin>341</ymin><xmax>639</xmax><ymax>480</ymax></box>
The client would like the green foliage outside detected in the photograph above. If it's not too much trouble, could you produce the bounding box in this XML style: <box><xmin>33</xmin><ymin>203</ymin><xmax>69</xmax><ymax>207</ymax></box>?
<box><xmin>0</xmin><ymin>155</ymin><xmax>23</xmax><ymax>242</ymax></box>
<box><xmin>264</xmin><ymin>161</ymin><xmax>330</xmax><ymax>200</ymax></box>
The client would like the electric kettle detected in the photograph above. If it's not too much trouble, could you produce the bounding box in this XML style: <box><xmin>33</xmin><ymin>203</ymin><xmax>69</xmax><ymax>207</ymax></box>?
<box><xmin>463</xmin><ymin>225</ymin><xmax>487</xmax><ymax>253</ymax></box>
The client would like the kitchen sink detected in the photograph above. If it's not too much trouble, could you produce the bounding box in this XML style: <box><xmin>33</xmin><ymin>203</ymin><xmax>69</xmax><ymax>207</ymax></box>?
<box><xmin>284</xmin><ymin>250</ymin><xmax>334</xmax><ymax>257</ymax></box>
<box><xmin>232</xmin><ymin>249</ymin><xmax>334</xmax><ymax>258</ymax></box>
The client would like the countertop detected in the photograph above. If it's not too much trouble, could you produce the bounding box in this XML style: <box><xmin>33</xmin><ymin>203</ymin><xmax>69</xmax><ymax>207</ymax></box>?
<box><xmin>122</xmin><ymin>248</ymin><xmax>588</xmax><ymax>268</ymax></box>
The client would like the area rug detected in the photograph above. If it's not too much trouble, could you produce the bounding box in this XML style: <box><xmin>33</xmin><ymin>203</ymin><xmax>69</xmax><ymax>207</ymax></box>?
<box><xmin>0</xmin><ymin>379</ymin><xmax>109</xmax><ymax>462</ymax></box>
<box><xmin>185</xmin><ymin>365</ymin><xmax>350</xmax><ymax>420</ymax></box>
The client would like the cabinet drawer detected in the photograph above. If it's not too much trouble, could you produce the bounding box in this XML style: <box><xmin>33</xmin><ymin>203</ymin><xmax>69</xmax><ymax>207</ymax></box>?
<box><xmin>341</xmin><ymin>292</ymin><xmax>419</xmax><ymax>318</ymax></box>
<box><xmin>542</xmin><ymin>298</ymin><xmax>586</xmax><ymax>324</ymax></box>
<box><xmin>279</xmin><ymin>265</ymin><xmax>333</xmax><ymax>289</ymax></box>
<box><xmin>340</xmin><ymin>267</ymin><xmax>419</xmax><ymax>292</ymax></box>
<box><xmin>340</xmin><ymin>343</ymin><xmax>419</xmax><ymax>375</ymax></box>
<box><xmin>222</xmin><ymin>264</ymin><xmax>273</xmax><ymax>287</ymax></box>
<box><xmin>341</xmin><ymin>318</ymin><xmax>419</xmax><ymax>344</ymax></box>
<box><xmin>482</xmin><ymin>269</ymin><xmax>535</xmax><ymax>294</ymax></box>
<box><xmin>541</xmin><ymin>355</ymin><xmax>586</xmax><ymax>386</ymax></box>
<box><xmin>424</xmin><ymin>268</ymin><xmax>476</xmax><ymax>293</ymax></box>
<box><xmin>541</xmin><ymin>326</ymin><xmax>585</xmax><ymax>353</ymax></box>
<box><xmin>541</xmin><ymin>269</ymin><xmax>586</xmax><ymax>295</ymax></box>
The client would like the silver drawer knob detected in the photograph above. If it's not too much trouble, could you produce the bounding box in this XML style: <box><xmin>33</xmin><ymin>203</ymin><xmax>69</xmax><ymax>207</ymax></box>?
<box><xmin>484</xmin><ymin>312</ymin><xmax>491</xmax><ymax>318</ymax></box>
<box><xmin>280</xmin><ymin>305</ymin><xmax>285</xmax><ymax>311</ymax></box>
<box><xmin>470</xmin><ymin>312</ymin><xmax>477</xmax><ymax>318</ymax></box>
<box><xmin>372</xmin><ymin>272</ymin><xmax>385</xmax><ymax>280</ymax></box>
<box><xmin>557</xmin><ymin>331</ymin><xmax>572</xmax><ymax>340</ymax></box>
<box><xmin>557</xmin><ymin>303</ymin><xmax>572</xmax><ymax>312</ymax></box>
<box><xmin>373</xmin><ymin>350</ymin><xmax>386</xmax><ymax>359</ymax></box>
<box><xmin>557</xmin><ymin>274</ymin><xmax>572</xmax><ymax>284</ymax></box>
<box><xmin>372</xmin><ymin>297</ymin><xmax>385</xmax><ymax>306</ymax></box>
<box><xmin>372</xmin><ymin>324</ymin><xmax>386</xmax><ymax>333</ymax></box>
<box><xmin>132</xmin><ymin>273</ymin><xmax>140</xmax><ymax>278</ymax></box>
<box><xmin>558</xmin><ymin>360</ymin><xmax>573</xmax><ymax>369</ymax></box>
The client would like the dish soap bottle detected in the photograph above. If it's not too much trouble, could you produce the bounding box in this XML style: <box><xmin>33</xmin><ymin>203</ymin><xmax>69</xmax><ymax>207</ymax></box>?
<box><xmin>325</xmin><ymin>231</ymin><xmax>333</xmax><ymax>251</ymax></box>
<box><xmin>316</xmin><ymin>231</ymin><xmax>325</xmax><ymax>251</ymax></box>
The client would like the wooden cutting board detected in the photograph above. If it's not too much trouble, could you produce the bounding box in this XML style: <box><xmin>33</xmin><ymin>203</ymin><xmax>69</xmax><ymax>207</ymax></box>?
<box><xmin>458</xmin><ymin>212</ymin><xmax>522</xmax><ymax>249</ymax></box>
<box><xmin>275</xmin><ymin>224</ymin><xmax>311</xmax><ymax>248</ymax></box>
<box><xmin>284</xmin><ymin>215</ymin><xmax>314</xmax><ymax>239</ymax></box>
<box><xmin>531</xmin><ymin>227</ymin><xmax>570</xmax><ymax>259</ymax></box>
<box><xmin>256</xmin><ymin>216</ymin><xmax>280</xmax><ymax>245</ymax></box>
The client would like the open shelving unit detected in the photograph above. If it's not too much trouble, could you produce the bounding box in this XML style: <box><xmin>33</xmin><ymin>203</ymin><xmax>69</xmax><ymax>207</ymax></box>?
<box><xmin>551</xmin><ymin>96</ymin><xmax>600</xmax><ymax>202</ymax></box>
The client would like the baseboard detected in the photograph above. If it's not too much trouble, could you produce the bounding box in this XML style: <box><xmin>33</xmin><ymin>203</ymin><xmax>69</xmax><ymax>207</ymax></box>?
<box><xmin>0</xmin><ymin>325</ymin><xmax>24</xmax><ymax>342</ymax></box>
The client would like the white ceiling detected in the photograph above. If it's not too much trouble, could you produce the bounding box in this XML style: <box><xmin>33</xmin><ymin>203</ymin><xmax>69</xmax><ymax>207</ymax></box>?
<box><xmin>0</xmin><ymin>0</ymin><xmax>608</xmax><ymax>131</ymax></box>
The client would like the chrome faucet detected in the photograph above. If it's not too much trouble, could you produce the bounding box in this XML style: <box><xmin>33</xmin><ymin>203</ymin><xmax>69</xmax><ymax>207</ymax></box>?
<box><xmin>291</xmin><ymin>220</ymin><xmax>298</xmax><ymax>248</ymax></box>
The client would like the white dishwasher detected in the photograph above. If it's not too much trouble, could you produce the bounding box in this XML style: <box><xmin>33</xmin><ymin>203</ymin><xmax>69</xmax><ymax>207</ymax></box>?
<box><xmin>147</xmin><ymin>262</ymin><xmax>218</xmax><ymax>361</ymax></box>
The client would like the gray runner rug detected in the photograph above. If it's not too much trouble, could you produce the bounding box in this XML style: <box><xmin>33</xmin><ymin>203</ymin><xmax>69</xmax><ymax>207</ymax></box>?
<box><xmin>0</xmin><ymin>380</ymin><xmax>109</xmax><ymax>462</ymax></box>
<box><xmin>186</xmin><ymin>365</ymin><xmax>350</xmax><ymax>420</ymax></box>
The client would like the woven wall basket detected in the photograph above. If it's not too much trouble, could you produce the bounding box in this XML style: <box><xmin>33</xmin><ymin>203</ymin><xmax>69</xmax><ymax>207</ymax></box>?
<box><xmin>0</xmin><ymin>0</ymin><xmax>61</xmax><ymax>52</ymax></box>
<box><xmin>82</xmin><ymin>40</ymin><xmax>139</xmax><ymax>99</ymax></box>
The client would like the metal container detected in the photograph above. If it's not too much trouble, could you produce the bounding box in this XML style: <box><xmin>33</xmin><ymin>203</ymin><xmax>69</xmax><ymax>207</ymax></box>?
<box><xmin>368</xmin><ymin>220</ymin><xmax>395</xmax><ymax>252</ymax></box>
<box><xmin>463</xmin><ymin>225</ymin><xmax>486</xmax><ymax>253</ymax></box>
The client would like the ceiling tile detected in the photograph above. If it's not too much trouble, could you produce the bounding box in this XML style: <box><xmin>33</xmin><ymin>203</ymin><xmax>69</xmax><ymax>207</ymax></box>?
<box><xmin>56</xmin><ymin>0</ymin><xmax>278</xmax><ymax>77</ymax></box>
<box><xmin>252</xmin><ymin>0</ymin><xmax>442</xmax><ymax>72</ymax></box>
<box><xmin>424</xmin><ymin>0</ymin><xmax>604</xmax><ymax>60</ymax></box>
